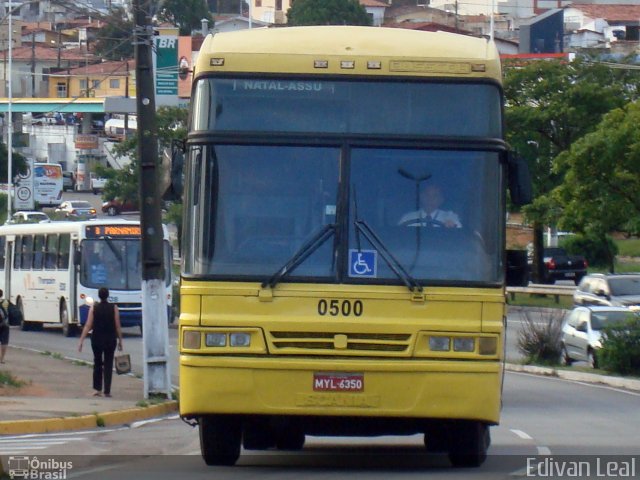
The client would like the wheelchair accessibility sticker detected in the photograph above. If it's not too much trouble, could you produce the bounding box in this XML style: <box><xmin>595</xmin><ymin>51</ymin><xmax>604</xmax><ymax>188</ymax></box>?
<box><xmin>349</xmin><ymin>249</ymin><xmax>377</xmax><ymax>278</ymax></box>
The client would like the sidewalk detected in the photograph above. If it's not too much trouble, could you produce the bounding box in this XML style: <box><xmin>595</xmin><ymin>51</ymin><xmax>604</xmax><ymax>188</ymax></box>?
<box><xmin>0</xmin><ymin>346</ymin><xmax>177</xmax><ymax>435</ymax></box>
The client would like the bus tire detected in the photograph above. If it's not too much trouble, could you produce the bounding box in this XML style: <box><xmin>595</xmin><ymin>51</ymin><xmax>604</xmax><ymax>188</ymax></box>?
<box><xmin>199</xmin><ymin>415</ymin><xmax>242</xmax><ymax>466</ymax></box>
<box><xmin>448</xmin><ymin>421</ymin><xmax>489</xmax><ymax>468</ymax></box>
<box><xmin>61</xmin><ymin>302</ymin><xmax>76</xmax><ymax>337</ymax></box>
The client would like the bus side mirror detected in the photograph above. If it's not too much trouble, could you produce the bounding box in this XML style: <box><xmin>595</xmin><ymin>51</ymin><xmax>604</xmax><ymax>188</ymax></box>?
<box><xmin>507</xmin><ymin>153</ymin><xmax>533</xmax><ymax>206</ymax></box>
<box><xmin>162</xmin><ymin>139</ymin><xmax>185</xmax><ymax>201</ymax></box>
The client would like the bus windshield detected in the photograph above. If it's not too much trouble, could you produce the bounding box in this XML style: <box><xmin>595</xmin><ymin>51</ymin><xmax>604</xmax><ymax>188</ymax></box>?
<box><xmin>80</xmin><ymin>239</ymin><xmax>142</xmax><ymax>290</ymax></box>
<box><xmin>183</xmin><ymin>145</ymin><xmax>503</xmax><ymax>285</ymax></box>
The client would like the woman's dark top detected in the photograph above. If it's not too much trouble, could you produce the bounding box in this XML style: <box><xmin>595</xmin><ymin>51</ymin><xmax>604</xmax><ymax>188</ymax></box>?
<box><xmin>91</xmin><ymin>301</ymin><xmax>116</xmax><ymax>345</ymax></box>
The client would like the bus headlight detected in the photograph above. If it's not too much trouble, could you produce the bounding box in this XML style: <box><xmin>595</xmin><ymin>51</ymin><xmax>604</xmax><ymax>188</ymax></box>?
<box><xmin>429</xmin><ymin>336</ymin><xmax>451</xmax><ymax>351</ymax></box>
<box><xmin>453</xmin><ymin>337</ymin><xmax>475</xmax><ymax>352</ymax></box>
<box><xmin>183</xmin><ymin>330</ymin><xmax>201</xmax><ymax>349</ymax></box>
<box><xmin>205</xmin><ymin>333</ymin><xmax>227</xmax><ymax>347</ymax></box>
<box><xmin>229</xmin><ymin>332</ymin><xmax>251</xmax><ymax>347</ymax></box>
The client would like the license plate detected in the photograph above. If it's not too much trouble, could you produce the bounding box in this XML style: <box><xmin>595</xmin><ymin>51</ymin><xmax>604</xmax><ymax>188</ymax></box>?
<box><xmin>313</xmin><ymin>372</ymin><xmax>364</xmax><ymax>392</ymax></box>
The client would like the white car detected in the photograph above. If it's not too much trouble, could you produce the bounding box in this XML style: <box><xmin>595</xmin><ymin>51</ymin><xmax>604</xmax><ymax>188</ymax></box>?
<box><xmin>6</xmin><ymin>211</ymin><xmax>51</xmax><ymax>224</ymax></box>
<box><xmin>90</xmin><ymin>174</ymin><xmax>107</xmax><ymax>195</ymax></box>
<box><xmin>561</xmin><ymin>306</ymin><xmax>636</xmax><ymax>368</ymax></box>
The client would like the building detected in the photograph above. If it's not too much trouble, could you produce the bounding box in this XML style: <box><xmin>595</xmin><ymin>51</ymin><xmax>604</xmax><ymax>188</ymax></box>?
<box><xmin>47</xmin><ymin>60</ymin><xmax>135</xmax><ymax>98</ymax></box>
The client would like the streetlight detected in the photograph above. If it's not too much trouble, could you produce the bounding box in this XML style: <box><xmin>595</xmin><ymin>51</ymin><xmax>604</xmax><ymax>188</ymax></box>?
<box><xmin>7</xmin><ymin>0</ymin><xmax>13</xmax><ymax>217</ymax></box>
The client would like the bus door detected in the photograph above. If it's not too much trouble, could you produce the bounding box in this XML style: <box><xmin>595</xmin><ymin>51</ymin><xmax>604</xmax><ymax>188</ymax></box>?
<box><xmin>71</xmin><ymin>240</ymin><xmax>79</xmax><ymax>323</ymax></box>
<box><xmin>4</xmin><ymin>241</ymin><xmax>12</xmax><ymax>301</ymax></box>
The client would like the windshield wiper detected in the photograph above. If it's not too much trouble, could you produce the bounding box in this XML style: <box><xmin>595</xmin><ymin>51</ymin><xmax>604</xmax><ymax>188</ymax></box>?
<box><xmin>354</xmin><ymin>219</ymin><xmax>422</xmax><ymax>293</ymax></box>
<box><xmin>262</xmin><ymin>224</ymin><xmax>336</xmax><ymax>289</ymax></box>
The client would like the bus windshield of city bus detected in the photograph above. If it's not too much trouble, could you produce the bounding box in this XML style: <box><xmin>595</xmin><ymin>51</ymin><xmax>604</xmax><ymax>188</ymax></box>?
<box><xmin>80</xmin><ymin>239</ymin><xmax>172</xmax><ymax>290</ymax></box>
<box><xmin>184</xmin><ymin>76</ymin><xmax>504</xmax><ymax>285</ymax></box>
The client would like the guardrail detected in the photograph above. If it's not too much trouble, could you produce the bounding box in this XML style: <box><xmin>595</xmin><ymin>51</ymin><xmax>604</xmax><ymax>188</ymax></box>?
<box><xmin>506</xmin><ymin>284</ymin><xmax>576</xmax><ymax>303</ymax></box>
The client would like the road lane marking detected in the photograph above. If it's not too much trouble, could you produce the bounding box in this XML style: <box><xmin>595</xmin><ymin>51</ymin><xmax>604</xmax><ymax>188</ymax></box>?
<box><xmin>510</xmin><ymin>429</ymin><xmax>532</xmax><ymax>440</ymax></box>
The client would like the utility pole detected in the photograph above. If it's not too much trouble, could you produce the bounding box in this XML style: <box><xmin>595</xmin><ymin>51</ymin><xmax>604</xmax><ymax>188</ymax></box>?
<box><xmin>31</xmin><ymin>31</ymin><xmax>35</xmax><ymax>96</ymax></box>
<box><xmin>133</xmin><ymin>0</ymin><xmax>171</xmax><ymax>399</ymax></box>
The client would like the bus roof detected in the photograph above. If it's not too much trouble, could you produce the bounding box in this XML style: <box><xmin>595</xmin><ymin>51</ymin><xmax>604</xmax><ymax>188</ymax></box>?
<box><xmin>195</xmin><ymin>26</ymin><xmax>501</xmax><ymax>81</ymax></box>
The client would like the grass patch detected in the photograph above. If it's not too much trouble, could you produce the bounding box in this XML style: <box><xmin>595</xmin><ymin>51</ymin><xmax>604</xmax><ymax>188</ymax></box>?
<box><xmin>136</xmin><ymin>400</ymin><xmax>149</xmax><ymax>408</ymax></box>
<box><xmin>96</xmin><ymin>415</ymin><xmax>105</xmax><ymax>427</ymax></box>
<box><xmin>0</xmin><ymin>371</ymin><xmax>26</xmax><ymax>388</ymax></box>
<box><xmin>507</xmin><ymin>292</ymin><xmax>573</xmax><ymax>309</ymax></box>
<box><xmin>614</xmin><ymin>238</ymin><xmax>640</xmax><ymax>257</ymax></box>
<box><xmin>51</xmin><ymin>352</ymin><xmax>64</xmax><ymax>360</ymax></box>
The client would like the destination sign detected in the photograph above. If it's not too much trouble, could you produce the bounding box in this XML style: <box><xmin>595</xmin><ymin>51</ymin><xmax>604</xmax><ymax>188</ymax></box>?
<box><xmin>86</xmin><ymin>225</ymin><xmax>141</xmax><ymax>238</ymax></box>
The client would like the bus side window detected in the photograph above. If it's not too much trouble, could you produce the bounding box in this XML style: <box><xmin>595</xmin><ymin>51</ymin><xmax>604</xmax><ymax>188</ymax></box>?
<box><xmin>45</xmin><ymin>234</ymin><xmax>58</xmax><ymax>270</ymax></box>
<box><xmin>33</xmin><ymin>235</ymin><xmax>45</xmax><ymax>270</ymax></box>
<box><xmin>0</xmin><ymin>237</ymin><xmax>5</xmax><ymax>270</ymax></box>
<box><xmin>21</xmin><ymin>236</ymin><xmax>33</xmax><ymax>270</ymax></box>
<box><xmin>58</xmin><ymin>234</ymin><xmax>71</xmax><ymax>270</ymax></box>
<box><xmin>13</xmin><ymin>236</ymin><xmax>22</xmax><ymax>270</ymax></box>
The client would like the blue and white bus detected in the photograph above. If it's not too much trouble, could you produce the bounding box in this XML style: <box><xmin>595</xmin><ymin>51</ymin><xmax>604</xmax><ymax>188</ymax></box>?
<box><xmin>0</xmin><ymin>220</ymin><xmax>173</xmax><ymax>336</ymax></box>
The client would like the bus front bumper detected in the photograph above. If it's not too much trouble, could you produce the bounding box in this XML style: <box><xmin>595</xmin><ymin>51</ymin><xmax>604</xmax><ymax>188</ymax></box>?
<box><xmin>179</xmin><ymin>355</ymin><xmax>502</xmax><ymax>424</ymax></box>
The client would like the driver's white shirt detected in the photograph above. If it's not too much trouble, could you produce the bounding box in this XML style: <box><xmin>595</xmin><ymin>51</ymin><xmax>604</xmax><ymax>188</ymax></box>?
<box><xmin>398</xmin><ymin>208</ymin><xmax>462</xmax><ymax>228</ymax></box>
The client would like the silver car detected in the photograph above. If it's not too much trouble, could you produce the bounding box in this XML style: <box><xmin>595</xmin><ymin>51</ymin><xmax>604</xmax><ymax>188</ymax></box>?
<box><xmin>561</xmin><ymin>306</ymin><xmax>636</xmax><ymax>368</ymax></box>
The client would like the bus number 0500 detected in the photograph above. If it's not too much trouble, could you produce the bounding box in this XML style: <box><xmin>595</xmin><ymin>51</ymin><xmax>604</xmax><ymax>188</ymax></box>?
<box><xmin>317</xmin><ymin>299</ymin><xmax>363</xmax><ymax>317</ymax></box>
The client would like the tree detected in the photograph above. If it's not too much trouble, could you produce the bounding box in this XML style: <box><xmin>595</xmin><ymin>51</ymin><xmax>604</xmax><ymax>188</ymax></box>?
<box><xmin>99</xmin><ymin>106</ymin><xmax>188</xmax><ymax>204</ymax></box>
<box><xmin>287</xmin><ymin>0</ymin><xmax>372</xmax><ymax>26</ymax></box>
<box><xmin>553</xmin><ymin>101</ymin><xmax>640</xmax><ymax>270</ymax></box>
<box><xmin>157</xmin><ymin>0</ymin><xmax>214</xmax><ymax>35</ymax></box>
<box><xmin>503</xmin><ymin>57</ymin><xmax>640</xmax><ymax>279</ymax></box>
<box><xmin>0</xmin><ymin>138</ymin><xmax>28</xmax><ymax>184</ymax></box>
<box><xmin>93</xmin><ymin>8</ymin><xmax>135</xmax><ymax>61</ymax></box>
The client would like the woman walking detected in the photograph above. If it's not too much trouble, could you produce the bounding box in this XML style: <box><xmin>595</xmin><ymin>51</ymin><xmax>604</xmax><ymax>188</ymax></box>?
<box><xmin>78</xmin><ymin>287</ymin><xmax>123</xmax><ymax>397</ymax></box>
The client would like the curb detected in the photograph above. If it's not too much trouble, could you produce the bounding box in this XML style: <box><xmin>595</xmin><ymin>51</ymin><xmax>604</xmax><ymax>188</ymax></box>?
<box><xmin>0</xmin><ymin>401</ymin><xmax>178</xmax><ymax>436</ymax></box>
<box><xmin>505</xmin><ymin>363</ymin><xmax>640</xmax><ymax>392</ymax></box>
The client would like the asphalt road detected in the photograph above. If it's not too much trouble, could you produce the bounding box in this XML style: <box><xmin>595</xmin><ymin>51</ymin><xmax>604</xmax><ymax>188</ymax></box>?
<box><xmin>2</xmin><ymin>369</ymin><xmax>638</xmax><ymax>479</ymax></box>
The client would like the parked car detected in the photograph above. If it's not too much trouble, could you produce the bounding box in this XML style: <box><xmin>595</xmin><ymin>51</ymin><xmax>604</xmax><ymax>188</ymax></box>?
<box><xmin>537</xmin><ymin>247</ymin><xmax>588</xmax><ymax>285</ymax></box>
<box><xmin>574</xmin><ymin>273</ymin><xmax>640</xmax><ymax>310</ymax></box>
<box><xmin>102</xmin><ymin>198</ymin><xmax>138</xmax><ymax>216</ymax></box>
<box><xmin>6</xmin><ymin>211</ymin><xmax>51</xmax><ymax>224</ymax></box>
<box><xmin>62</xmin><ymin>171</ymin><xmax>76</xmax><ymax>192</ymax></box>
<box><xmin>54</xmin><ymin>200</ymin><xmax>97</xmax><ymax>220</ymax></box>
<box><xmin>90</xmin><ymin>173</ymin><xmax>107</xmax><ymax>194</ymax></box>
<box><xmin>561</xmin><ymin>305</ymin><xmax>636</xmax><ymax>368</ymax></box>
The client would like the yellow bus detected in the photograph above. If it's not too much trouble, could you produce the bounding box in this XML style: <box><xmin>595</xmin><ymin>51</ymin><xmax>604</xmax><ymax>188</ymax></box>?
<box><xmin>177</xmin><ymin>26</ymin><xmax>531</xmax><ymax>467</ymax></box>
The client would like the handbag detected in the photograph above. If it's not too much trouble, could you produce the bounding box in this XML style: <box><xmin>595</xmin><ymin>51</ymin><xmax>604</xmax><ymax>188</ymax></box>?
<box><xmin>114</xmin><ymin>353</ymin><xmax>131</xmax><ymax>375</ymax></box>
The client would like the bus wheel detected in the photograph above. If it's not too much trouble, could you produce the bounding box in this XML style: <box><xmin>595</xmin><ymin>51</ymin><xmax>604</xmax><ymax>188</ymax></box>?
<box><xmin>61</xmin><ymin>302</ymin><xmax>76</xmax><ymax>337</ymax></box>
<box><xmin>448</xmin><ymin>421</ymin><xmax>489</xmax><ymax>468</ymax></box>
<box><xmin>199</xmin><ymin>415</ymin><xmax>241</xmax><ymax>466</ymax></box>
<box><xmin>275</xmin><ymin>428</ymin><xmax>305</xmax><ymax>451</ymax></box>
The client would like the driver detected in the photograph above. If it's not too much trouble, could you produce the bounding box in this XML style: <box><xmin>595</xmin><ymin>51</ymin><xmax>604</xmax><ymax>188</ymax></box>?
<box><xmin>398</xmin><ymin>183</ymin><xmax>461</xmax><ymax>228</ymax></box>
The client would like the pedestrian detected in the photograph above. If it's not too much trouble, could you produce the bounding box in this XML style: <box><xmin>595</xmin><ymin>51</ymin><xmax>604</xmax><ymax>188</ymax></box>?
<box><xmin>78</xmin><ymin>287</ymin><xmax>123</xmax><ymax>397</ymax></box>
<box><xmin>0</xmin><ymin>289</ymin><xmax>9</xmax><ymax>364</ymax></box>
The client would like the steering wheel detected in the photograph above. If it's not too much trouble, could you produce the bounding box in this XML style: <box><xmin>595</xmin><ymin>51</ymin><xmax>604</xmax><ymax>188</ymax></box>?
<box><xmin>399</xmin><ymin>218</ymin><xmax>446</xmax><ymax>228</ymax></box>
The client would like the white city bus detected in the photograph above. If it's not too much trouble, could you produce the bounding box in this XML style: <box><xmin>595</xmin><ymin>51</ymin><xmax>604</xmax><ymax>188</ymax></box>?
<box><xmin>0</xmin><ymin>220</ymin><xmax>173</xmax><ymax>336</ymax></box>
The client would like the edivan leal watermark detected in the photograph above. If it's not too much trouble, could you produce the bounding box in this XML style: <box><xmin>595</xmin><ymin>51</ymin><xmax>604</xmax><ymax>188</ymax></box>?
<box><xmin>527</xmin><ymin>456</ymin><xmax>636</xmax><ymax>478</ymax></box>
<box><xmin>7</xmin><ymin>456</ymin><xmax>73</xmax><ymax>480</ymax></box>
